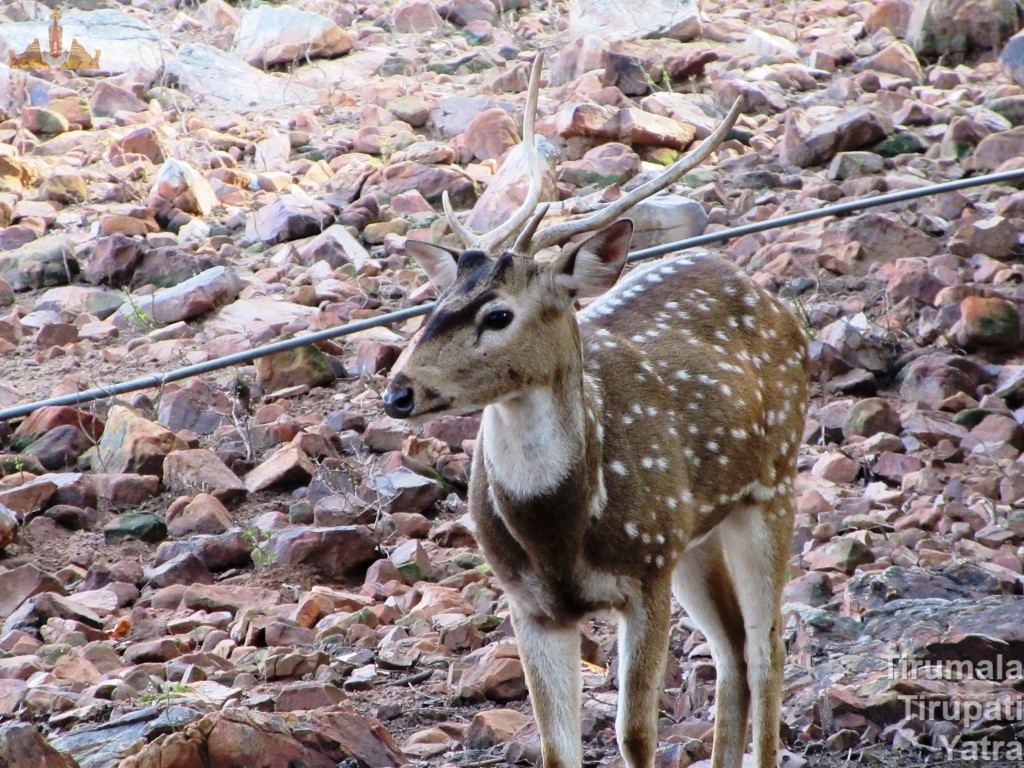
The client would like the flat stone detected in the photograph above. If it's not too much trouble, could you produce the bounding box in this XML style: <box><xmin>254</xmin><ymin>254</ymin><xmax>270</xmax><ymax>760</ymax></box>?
<box><xmin>165</xmin><ymin>44</ymin><xmax>318</xmax><ymax>109</ymax></box>
<box><xmin>568</xmin><ymin>0</ymin><xmax>700</xmax><ymax>41</ymax></box>
<box><xmin>162</xmin><ymin>449</ymin><xmax>246</xmax><ymax>502</ymax></box>
<box><xmin>264</xmin><ymin>525</ymin><xmax>379</xmax><ymax>578</ymax></box>
<box><xmin>110</xmin><ymin>267</ymin><xmax>243</xmax><ymax>329</ymax></box>
<box><xmin>116</xmin><ymin>709</ymin><xmax>402</xmax><ymax>768</ymax></box>
<box><xmin>103</xmin><ymin>512</ymin><xmax>167</xmax><ymax>544</ymax></box>
<box><xmin>51</xmin><ymin>706</ymin><xmax>200</xmax><ymax>768</ymax></box>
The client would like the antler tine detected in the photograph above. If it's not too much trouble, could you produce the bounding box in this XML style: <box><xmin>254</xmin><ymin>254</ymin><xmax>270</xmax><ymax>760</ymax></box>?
<box><xmin>529</xmin><ymin>96</ymin><xmax>745</xmax><ymax>254</ymax></box>
<box><xmin>477</xmin><ymin>52</ymin><xmax>546</xmax><ymax>254</ymax></box>
<box><xmin>511</xmin><ymin>202</ymin><xmax>551</xmax><ymax>256</ymax></box>
<box><xmin>442</xmin><ymin>190</ymin><xmax>479</xmax><ymax>248</ymax></box>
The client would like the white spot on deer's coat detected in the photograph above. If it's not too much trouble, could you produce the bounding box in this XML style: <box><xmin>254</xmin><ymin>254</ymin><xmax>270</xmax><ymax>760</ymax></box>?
<box><xmin>610</xmin><ymin>460</ymin><xmax>628</xmax><ymax>476</ymax></box>
<box><xmin>624</xmin><ymin>522</ymin><xmax>639</xmax><ymax>538</ymax></box>
<box><xmin>642</xmin><ymin>457</ymin><xmax>655</xmax><ymax>469</ymax></box>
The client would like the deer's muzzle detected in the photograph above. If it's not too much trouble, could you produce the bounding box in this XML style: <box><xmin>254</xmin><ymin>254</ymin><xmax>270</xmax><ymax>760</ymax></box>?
<box><xmin>383</xmin><ymin>373</ymin><xmax>416</xmax><ymax>418</ymax></box>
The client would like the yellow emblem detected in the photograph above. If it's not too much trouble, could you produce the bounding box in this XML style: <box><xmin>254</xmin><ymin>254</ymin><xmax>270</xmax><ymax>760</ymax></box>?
<box><xmin>7</xmin><ymin>5</ymin><xmax>101</xmax><ymax>70</ymax></box>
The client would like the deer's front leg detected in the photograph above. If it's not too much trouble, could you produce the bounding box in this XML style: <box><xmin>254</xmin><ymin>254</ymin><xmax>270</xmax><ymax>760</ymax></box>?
<box><xmin>510</xmin><ymin>604</ymin><xmax>582</xmax><ymax>768</ymax></box>
<box><xmin>616</xmin><ymin>580</ymin><xmax>672</xmax><ymax>768</ymax></box>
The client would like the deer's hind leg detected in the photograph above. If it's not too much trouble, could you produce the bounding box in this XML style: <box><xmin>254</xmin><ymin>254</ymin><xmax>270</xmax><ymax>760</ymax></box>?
<box><xmin>720</xmin><ymin>500</ymin><xmax>794</xmax><ymax>768</ymax></box>
<box><xmin>615</xmin><ymin>577</ymin><xmax>672</xmax><ymax>768</ymax></box>
<box><xmin>671</xmin><ymin>529</ymin><xmax>749</xmax><ymax>768</ymax></box>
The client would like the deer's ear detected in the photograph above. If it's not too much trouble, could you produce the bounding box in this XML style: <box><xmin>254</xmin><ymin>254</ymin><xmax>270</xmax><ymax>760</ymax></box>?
<box><xmin>406</xmin><ymin>240</ymin><xmax>459</xmax><ymax>291</ymax></box>
<box><xmin>554</xmin><ymin>219</ymin><xmax>633</xmax><ymax>299</ymax></box>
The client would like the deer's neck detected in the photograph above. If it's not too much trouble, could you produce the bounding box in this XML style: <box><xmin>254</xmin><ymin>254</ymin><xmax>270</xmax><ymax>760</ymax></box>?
<box><xmin>481</xmin><ymin>325</ymin><xmax>599</xmax><ymax>503</ymax></box>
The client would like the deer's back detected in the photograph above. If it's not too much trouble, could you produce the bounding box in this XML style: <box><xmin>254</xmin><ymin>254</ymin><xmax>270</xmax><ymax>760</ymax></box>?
<box><xmin>579</xmin><ymin>251</ymin><xmax>808</xmax><ymax>538</ymax></box>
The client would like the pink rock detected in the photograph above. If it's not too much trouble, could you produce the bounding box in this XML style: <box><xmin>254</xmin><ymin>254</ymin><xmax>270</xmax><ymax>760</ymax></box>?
<box><xmin>381</xmin><ymin>162</ymin><xmax>476</xmax><ymax>208</ymax></box>
<box><xmin>163</xmin><ymin>449</ymin><xmax>246</xmax><ymax>502</ymax></box>
<box><xmin>90</xmin><ymin>81</ymin><xmax>148</xmax><ymax>116</ymax></box>
<box><xmin>466</xmin><ymin>709</ymin><xmax>529</xmax><ymax>749</ymax></box>
<box><xmin>458</xmin><ymin>644</ymin><xmax>527</xmax><ymax>702</ymax></box>
<box><xmin>463</xmin><ymin>107</ymin><xmax>519</xmax><ymax>162</ymax></box>
<box><xmin>244</xmin><ymin>193</ymin><xmax>334</xmax><ymax>245</ymax></box>
<box><xmin>559</xmin><ymin>142</ymin><xmax>640</xmax><ymax>187</ymax></box>
<box><xmin>364</xmin><ymin>467</ymin><xmax>444</xmax><ymax>515</ymax></box>
<box><xmin>811</xmin><ymin>452</ymin><xmax>861</xmax><ymax>484</ymax></box>
<box><xmin>107</xmin><ymin>126</ymin><xmax>166</xmax><ymax>165</ymax></box>
<box><xmin>91</xmin><ymin>473</ymin><xmax>161</xmax><ymax>507</ymax></box>
<box><xmin>870</xmin><ymin>452</ymin><xmax>924</xmax><ymax>484</ymax></box>
<box><xmin>950</xmin><ymin>216</ymin><xmax>1019</xmax><ymax>259</ymax></box>
<box><xmin>245</xmin><ymin>445</ymin><xmax>317</xmax><ymax>493</ymax></box>
<box><xmin>183</xmin><ymin>582</ymin><xmax>282</xmax><ymax>613</ymax></box>
<box><xmin>465</xmin><ymin>139</ymin><xmax>557</xmax><ymax>232</ymax></box>
<box><xmin>392</xmin><ymin>0</ymin><xmax>445</xmax><ymax>32</ymax></box>
<box><xmin>166</xmin><ymin>493</ymin><xmax>234</xmax><ymax>536</ymax></box>
<box><xmin>440</xmin><ymin>0</ymin><xmax>498</xmax><ymax>26</ymax></box>
<box><xmin>967</xmin><ymin>126</ymin><xmax>1024</xmax><ymax>172</ymax></box>
<box><xmin>865</xmin><ymin>0</ymin><xmax>913</xmax><ymax>35</ymax></box>
<box><xmin>148</xmin><ymin>158</ymin><xmax>217</xmax><ymax>217</ymax></box>
<box><xmin>264</xmin><ymin>525</ymin><xmax>379</xmax><ymax>578</ymax></box>
<box><xmin>111</xmin><ymin>266</ymin><xmax>243</xmax><ymax>328</ymax></box>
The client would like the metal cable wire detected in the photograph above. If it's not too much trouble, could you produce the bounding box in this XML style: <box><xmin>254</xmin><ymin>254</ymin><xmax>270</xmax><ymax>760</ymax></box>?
<box><xmin>2</xmin><ymin>167</ymin><xmax>1023</xmax><ymax>422</ymax></box>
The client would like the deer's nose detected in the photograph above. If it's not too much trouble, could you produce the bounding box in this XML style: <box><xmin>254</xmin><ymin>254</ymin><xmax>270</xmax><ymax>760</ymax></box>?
<box><xmin>383</xmin><ymin>377</ymin><xmax>415</xmax><ymax>418</ymax></box>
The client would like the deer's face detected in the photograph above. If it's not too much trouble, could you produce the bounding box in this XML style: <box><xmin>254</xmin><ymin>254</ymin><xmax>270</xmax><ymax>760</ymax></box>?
<box><xmin>383</xmin><ymin>222</ymin><xmax>633</xmax><ymax>421</ymax></box>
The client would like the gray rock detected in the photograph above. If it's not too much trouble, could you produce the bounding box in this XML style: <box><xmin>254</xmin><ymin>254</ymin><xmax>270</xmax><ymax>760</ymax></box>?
<box><xmin>909</xmin><ymin>0</ymin><xmax>1022</xmax><ymax>57</ymax></box>
<box><xmin>34</xmin><ymin>286</ymin><xmax>124</xmax><ymax>319</ymax></box>
<box><xmin>0</xmin><ymin>236</ymin><xmax>78</xmax><ymax>292</ymax></box>
<box><xmin>232</xmin><ymin>5</ymin><xmax>354</xmax><ymax>68</ymax></box>
<box><xmin>109</xmin><ymin>266</ymin><xmax>243</xmax><ymax>328</ymax></box>
<box><xmin>569</xmin><ymin>0</ymin><xmax>701</xmax><ymax>41</ymax></box>
<box><xmin>627</xmin><ymin>193</ymin><xmax>708</xmax><ymax>250</ymax></box>
<box><xmin>1002</xmin><ymin>30</ymin><xmax>1024</xmax><ymax>86</ymax></box>
<box><xmin>164</xmin><ymin>44</ymin><xmax>317</xmax><ymax>109</ymax></box>
<box><xmin>51</xmin><ymin>706</ymin><xmax>199</xmax><ymax>768</ymax></box>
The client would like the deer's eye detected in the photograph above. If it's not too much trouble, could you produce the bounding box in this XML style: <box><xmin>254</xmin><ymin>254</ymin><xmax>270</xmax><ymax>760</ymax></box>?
<box><xmin>482</xmin><ymin>309</ymin><xmax>513</xmax><ymax>331</ymax></box>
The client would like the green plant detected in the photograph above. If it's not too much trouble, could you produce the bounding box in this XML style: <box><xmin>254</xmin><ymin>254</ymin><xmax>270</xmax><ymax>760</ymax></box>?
<box><xmin>243</xmin><ymin>526</ymin><xmax>274</xmax><ymax>569</ymax></box>
<box><xmin>120</xmin><ymin>288</ymin><xmax>155</xmax><ymax>330</ymax></box>
<box><xmin>140</xmin><ymin>681</ymin><xmax>191</xmax><ymax>706</ymax></box>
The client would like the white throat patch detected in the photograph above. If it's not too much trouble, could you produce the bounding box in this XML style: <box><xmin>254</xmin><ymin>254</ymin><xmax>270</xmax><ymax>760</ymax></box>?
<box><xmin>482</xmin><ymin>387</ymin><xmax>582</xmax><ymax>499</ymax></box>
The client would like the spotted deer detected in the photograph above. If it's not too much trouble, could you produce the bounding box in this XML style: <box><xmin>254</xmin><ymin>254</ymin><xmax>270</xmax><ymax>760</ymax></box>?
<box><xmin>383</xmin><ymin>56</ymin><xmax>808</xmax><ymax>768</ymax></box>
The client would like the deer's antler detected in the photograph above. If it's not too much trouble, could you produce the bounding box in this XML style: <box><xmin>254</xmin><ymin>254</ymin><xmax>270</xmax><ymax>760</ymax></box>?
<box><xmin>442</xmin><ymin>53</ymin><xmax>546</xmax><ymax>254</ymax></box>
<box><xmin>517</xmin><ymin>96</ymin><xmax>744</xmax><ymax>256</ymax></box>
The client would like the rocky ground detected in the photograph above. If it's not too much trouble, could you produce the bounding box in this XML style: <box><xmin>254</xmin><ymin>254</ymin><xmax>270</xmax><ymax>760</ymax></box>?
<box><xmin>2</xmin><ymin>0</ymin><xmax>1024</xmax><ymax>766</ymax></box>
